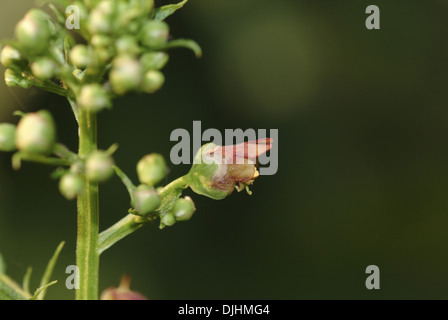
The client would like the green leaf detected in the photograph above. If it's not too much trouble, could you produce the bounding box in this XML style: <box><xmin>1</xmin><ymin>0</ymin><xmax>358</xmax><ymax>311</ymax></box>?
<box><xmin>154</xmin><ymin>0</ymin><xmax>188</xmax><ymax>21</ymax></box>
<box><xmin>0</xmin><ymin>276</ymin><xmax>30</xmax><ymax>300</ymax></box>
<box><xmin>0</xmin><ymin>252</ymin><xmax>5</xmax><ymax>275</ymax></box>
<box><xmin>22</xmin><ymin>267</ymin><xmax>33</xmax><ymax>295</ymax></box>
<box><xmin>162</xmin><ymin>39</ymin><xmax>202</xmax><ymax>58</ymax></box>
<box><xmin>48</xmin><ymin>3</ymin><xmax>66</xmax><ymax>24</ymax></box>
<box><xmin>30</xmin><ymin>281</ymin><xmax>57</xmax><ymax>300</ymax></box>
<box><xmin>36</xmin><ymin>241</ymin><xmax>64</xmax><ymax>300</ymax></box>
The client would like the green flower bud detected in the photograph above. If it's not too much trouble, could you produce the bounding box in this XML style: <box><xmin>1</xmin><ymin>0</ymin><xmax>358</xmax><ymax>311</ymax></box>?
<box><xmin>0</xmin><ymin>123</ymin><xmax>17</xmax><ymax>152</ymax></box>
<box><xmin>140</xmin><ymin>52</ymin><xmax>169</xmax><ymax>71</ymax></box>
<box><xmin>186</xmin><ymin>144</ymin><xmax>228</xmax><ymax>200</ymax></box>
<box><xmin>4</xmin><ymin>69</ymin><xmax>20</xmax><ymax>87</ymax></box>
<box><xmin>91</xmin><ymin>34</ymin><xmax>113</xmax><ymax>48</ymax></box>
<box><xmin>86</xmin><ymin>151</ymin><xmax>114</xmax><ymax>182</ymax></box>
<box><xmin>160</xmin><ymin>212</ymin><xmax>176</xmax><ymax>228</ymax></box>
<box><xmin>1</xmin><ymin>46</ymin><xmax>23</xmax><ymax>68</ymax></box>
<box><xmin>172</xmin><ymin>196</ymin><xmax>196</xmax><ymax>221</ymax></box>
<box><xmin>115</xmin><ymin>36</ymin><xmax>140</xmax><ymax>56</ymax></box>
<box><xmin>70</xmin><ymin>45</ymin><xmax>91</xmax><ymax>69</ymax></box>
<box><xmin>16</xmin><ymin>110</ymin><xmax>56</xmax><ymax>155</ymax></box>
<box><xmin>141</xmin><ymin>70</ymin><xmax>165</xmax><ymax>94</ymax></box>
<box><xmin>88</xmin><ymin>0</ymin><xmax>115</xmax><ymax>34</ymax></box>
<box><xmin>131</xmin><ymin>184</ymin><xmax>161</xmax><ymax>215</ymax></box>
<box><xmin>137</xmin><ymin>153</ymin><xmax>168</xmax><ymax>186</ymax></box>
<box><xmin>4</xmin><ymin>69</ymin><xmax>31</xmax><ymax>88</ymax></box>
<box><xmin>110</xmin><ymin>56</ymin><xmax>142</xmax><ymax>95</ymax></box>
<box><xmin>31</xmin><ymin>57</ymin><xmax>56</xmax><ymax>81</ymax></box>
<box><xmin>95</xmin><ymin>47</ymin><xmax>113</xmax><ymax>63</ymax></box>
<box><xmin>59</xmin><ymin>172</ymin><xmax>83</xmax><ymax>200</ymax></box>
<box><xmin>78</xmin><ymin>84</ymin><xmax>111</xmax><ymax>112</ymax></box>
<box><xmin>15</xmin><ymin>9</ymin><xmax>52</xmax><ymax>54</ymax></box>
<box><xmin>141</xmin><ymin>20</ymin><xmax>169</xmax><ymax>48</ymax></box>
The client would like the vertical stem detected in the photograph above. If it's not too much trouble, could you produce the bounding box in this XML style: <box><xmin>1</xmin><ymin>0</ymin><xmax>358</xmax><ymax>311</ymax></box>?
<box><xmin>76</xmin><ymin>108</ymin><xmax>99</xmax><ymax>300</ymax></box>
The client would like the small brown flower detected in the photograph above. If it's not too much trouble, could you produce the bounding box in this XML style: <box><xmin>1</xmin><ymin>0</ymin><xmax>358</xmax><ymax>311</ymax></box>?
<box><xmin>100</xmin><ymin>275</ymin><xmax>147</xmax><ymax>300</ymax></box>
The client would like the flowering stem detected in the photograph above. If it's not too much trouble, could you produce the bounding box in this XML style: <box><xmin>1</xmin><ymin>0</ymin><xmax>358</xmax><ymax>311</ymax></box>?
<box><xmin>76</xmin><ymin>107</ymin><xmax>99</xmax><ymax>300</ymax></box>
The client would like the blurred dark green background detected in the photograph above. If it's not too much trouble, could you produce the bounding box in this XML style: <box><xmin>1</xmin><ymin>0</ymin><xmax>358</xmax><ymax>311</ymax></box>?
<box><xmin>1</xmin><ymin>0</ymin><xmax>448</xmax><ymax>299</ymax></box>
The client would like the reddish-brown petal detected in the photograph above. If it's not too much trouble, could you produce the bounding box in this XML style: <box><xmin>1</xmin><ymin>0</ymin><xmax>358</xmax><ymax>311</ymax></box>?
<box><xmin>207</xmin><ymin>138</ymin><xmax>273</xmax><ymax>164</ymax></box>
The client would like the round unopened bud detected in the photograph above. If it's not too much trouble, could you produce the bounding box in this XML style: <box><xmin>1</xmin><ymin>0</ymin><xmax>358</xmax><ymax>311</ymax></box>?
<box><xmin>137</xmin><ymin>153</ymin><xmax>168</xmax><ymax>186</ymax></box>
<box><xmin>0</xmin><ymin>123</ymin><xmax>17</xmax><ymax>152</ymax></box>
<box><xmin>86</xmin><ymin>151</ymin><xmax>114</xmax><ymax>182</ymax></box>
<box><xmin>70</xmin><ymin>45</ymin><xmax>91</xmax><ymax>69</ymax></box>
<box><xmin>31</xmin><ymin>57</ymin><xmax>56</xmax><ymax>80</ymax></box>
<box><xmin>91</xmin><ymin>34</ymin><xmax>113</xmax><ymax>48</ymax></box>
<box><xmin>88</xmin><ymin>0</ymin><xmax>115</xmax><ymax>34</ymax></box>
<box><xmin>140</xmin><ymin>52</ymin><xmax>169</xmax><ymax>71</ymax></box>
<box><xmin>16</xmin><ymin>110</ymin><xmax>56</xmax><ymax>155</ymax></box>
<box><xmin>115</xmin><ymin>36</ymin><xmax>139</xmax><ymax>56</ymax></box>
<box><xmin>142</xmin><ymin>70</ymin><xmax>165</xmax><ymax>94</ymax></box>
<box><xmin>131</xmin><ymin>184</ymin><xmax>161</xmax><ymax>215</ymax></box>
<box><xmin>160</xmin><ymin>212</ymin><xmax>176</xmax><ymax>228</ymax></box>
<box><xmin>15</xmin><ymin>9</ymin><xmax>52</xmax><ymax>54</ymax></box>
<box><xmin>141</xmin><ymin>20</ymin><xmax>169</xmax><ymax>48</ymax></box>
<box><xmin>4</xmin><ymin>69</ymin><xmax>31</xmax><ymax>88</ymax></box>
<box><xmin>1</xmin><ymin>46</ymin><xmax>22</xmax><ymax>68</ymax></box>
<box><xmin>110</xmin><ymin>56</ymin><xmax>142</xmax><ymax>95</ymax></box>
<box><xmin>172</xmin><ymin>197</ymin><xmax>196</xmax><ymax>221</ymax></box>
<box><xmin>78</xmin><ymin>84</ymin><xmax>111</xmax><ymax>112</ymax></box>
<box><xmin>59</xmin><ymin>172</ymin><xmax>83</xmax><ymax>200</ymax></box>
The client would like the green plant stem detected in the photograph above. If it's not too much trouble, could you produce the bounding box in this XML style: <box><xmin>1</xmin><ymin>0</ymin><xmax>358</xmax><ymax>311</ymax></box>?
<box><xmin>25</xmin><ymin>74</ymin><xmax>68</xmax><ymax>97</ymax></box>
<box><xmin>54</xmin><ymin>144</ymin><xmax>78</xmax><ymax>162</ymax></box>
<box><xmin>113</xmin><ymin>165</ymin><xmax>137</xmax><ymax>197</ymax></box>
<box><xmin>12</xmin><ymin>152</ymin><xmax>72</xmax><ymax>170</ymax></box>
<box><xmin>98</xmin><ymin>176</ymin><xmax>189</xmax><ymax>254</ymax></box>
<box><xmin>98</xmin><ymin>215</ymin><xmax>148</xmax><ymax>255</ymax></box>
<box><xmin>76</xmin><ymin>107</ymin><xmax>99</xmax><ymax>300</ymax></box>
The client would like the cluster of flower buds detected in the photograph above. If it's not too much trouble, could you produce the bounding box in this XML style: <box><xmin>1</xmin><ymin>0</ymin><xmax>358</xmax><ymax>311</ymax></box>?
<box><xmin>0</xmin><ymin>8</ymin><xmax>61</xmax><ymax>89</ymax></box>
<box><xmin>132</xmin><ymin>153</ymin><xmax>196</xmax><ymax>227</ymax></box>
<box><xmin>159</xmin><ymin>196</ymin><xmax>196</xmax><ymax>229</ymax></box>
<box><xmin>1</xmin><ymin>0</ymin><xmax>200</xmax><ymax>114</ymax></box>
<box><xmin>128</xmin><ymin>153</ymin><xmax>166</xmax><ymax>217</ymax></box>
<box><xmin>58</xmin><ymin>148</ymin><xmax>116</xmax><ymax>200</ymax></box>
<box><xmin>75</xmin><ymin>0</ymin><xmax>198</xmax><ymax>108</ymax></box>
